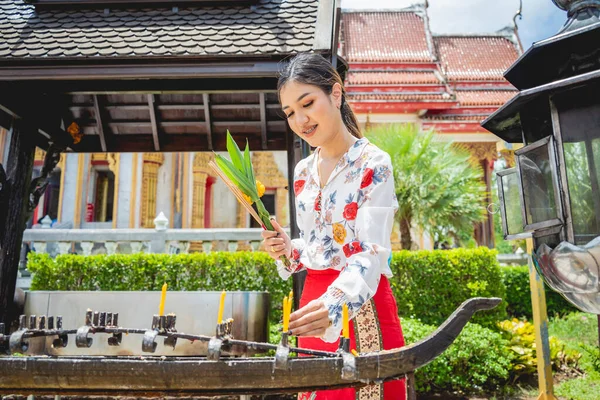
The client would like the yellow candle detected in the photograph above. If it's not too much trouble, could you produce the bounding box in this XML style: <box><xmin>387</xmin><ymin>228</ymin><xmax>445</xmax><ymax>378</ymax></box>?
<box><xmin>283</xmin><ymin>296</ymin><xmax>289</xmax><ymax>332</ymax></box>
<box><xmin>217</xmin><ymin>290</ymin><xmax>226</xmax><ymax>324</ymax></box>
<box><xmin>351</xmin><ymin>349</ymin><xmax>359</xmax><ymax>357</ymax></box>
<box><xmin>288</xmin><ymin>290</ymin><xmax>294</xmax><ymax>316</ymax></box>
<box><xmin>342</xmin><ymin>303</ymin><xmax>349</xmax><ymax>339</ymax></box>
<box><xmin>158</xmin><ymin>282</ymin><xmax>167</xmax><ymax>316</ymax></box>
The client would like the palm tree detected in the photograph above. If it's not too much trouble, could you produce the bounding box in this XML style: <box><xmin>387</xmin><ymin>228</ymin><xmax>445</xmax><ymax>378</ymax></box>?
<box><xmin>366</xmin><ymin>124</ymin><xmax>487</xmax><ymax>250</ymax></box>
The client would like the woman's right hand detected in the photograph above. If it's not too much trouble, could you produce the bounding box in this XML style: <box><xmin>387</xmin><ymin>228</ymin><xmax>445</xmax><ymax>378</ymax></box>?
<box><xmin>261</xmin><ymin>218</ymin><xmax>291</xmax><ymax>261</ymax></box>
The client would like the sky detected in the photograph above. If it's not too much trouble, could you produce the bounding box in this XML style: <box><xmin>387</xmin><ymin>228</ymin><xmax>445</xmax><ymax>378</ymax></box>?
<box><xmin>341</xmin><ymin>0</ymin><xmax>568</xmax><ymax>49</ymax></box>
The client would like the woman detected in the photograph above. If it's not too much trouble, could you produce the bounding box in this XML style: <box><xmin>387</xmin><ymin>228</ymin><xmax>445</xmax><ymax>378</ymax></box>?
<box><xmin>262</xmin><ymin>53</ymin><xmax>406</xmax><ymax>400</ymax></box>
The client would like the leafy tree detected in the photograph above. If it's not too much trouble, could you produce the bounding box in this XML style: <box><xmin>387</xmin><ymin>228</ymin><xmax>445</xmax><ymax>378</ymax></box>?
<box><xmin>366</xmin><ymin>124</ymin><xmax>487</xmax><ymax>249</ymax></box>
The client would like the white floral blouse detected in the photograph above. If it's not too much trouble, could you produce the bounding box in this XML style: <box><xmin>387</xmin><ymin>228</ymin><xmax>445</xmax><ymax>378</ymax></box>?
<box><xmin>277</xmin><ymin>137</ymin><xmax>399</xmax><ymax>342</ymax></box>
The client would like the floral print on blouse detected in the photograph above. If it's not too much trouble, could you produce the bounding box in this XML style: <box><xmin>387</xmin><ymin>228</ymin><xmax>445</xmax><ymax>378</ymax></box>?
<box><xmin>276</xmin><ymin>137</ymin><xmax>399</xmax><ymax>342</ymax></box>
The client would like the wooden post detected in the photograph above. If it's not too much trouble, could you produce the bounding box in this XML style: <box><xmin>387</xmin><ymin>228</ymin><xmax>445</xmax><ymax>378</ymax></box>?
<box><xmin>527</xmin><ymin>238</ymin><xmax>558</xmax><ymax>400</ymax></box>
<box><xmin>0</xmin><ymin>119</ymin><xmax>36</xmax><ymax>330</ymax></box>
<box><xmin>287</xmin><ymin>129</ymin><xmax>310</xmax><ymax>310</ymax></box>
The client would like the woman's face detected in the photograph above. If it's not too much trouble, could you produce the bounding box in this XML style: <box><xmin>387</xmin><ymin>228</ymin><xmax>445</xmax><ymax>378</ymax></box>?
<box><xmin>279</xmin><ymin>80</ymin><xmax>343</xmax><ymax>148</ymax></box>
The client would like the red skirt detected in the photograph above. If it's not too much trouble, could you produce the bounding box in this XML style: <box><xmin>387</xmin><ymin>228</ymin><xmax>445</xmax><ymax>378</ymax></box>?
<box><xmin>297</xmin><ymin>268</ymin><xmax>406</xmax><ymax>400</ymax></box>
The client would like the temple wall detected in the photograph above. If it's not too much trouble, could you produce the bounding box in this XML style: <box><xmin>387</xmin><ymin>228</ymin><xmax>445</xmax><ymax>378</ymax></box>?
<box><xmin>156</xmin><ymin>153</ymin><xmax>173</xmax><ymax>224</ymax></box>
<box><xmin>60</xmin><ymin>153</ymin><xmax>81</xmax><ymax>227</ymax></box>
<box><xmin>271</xmin><ymin>151</ymin><xmax>289</xmax><ymax>181</ymax></box>
<box><xmin>116</xmin><ymin>153</ymin><xmax>133</xmax><ymax>229</ymax></box>
<box><xmin>211</xmin><ymin>177</ymin><xmax>239</xmax><ymax>228</ymax></box>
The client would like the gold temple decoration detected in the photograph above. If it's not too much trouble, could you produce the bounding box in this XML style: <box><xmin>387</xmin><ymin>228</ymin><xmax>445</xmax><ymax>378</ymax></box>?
<box><xmin>496</xmin><ymin>141</ymin><xmax>523</xmax><ymax>169</ymax></box>
<box><xmin>235</xmin><ymin>152</ymin><xmax>289</xmax><ymax>228</ymax></box>
<box><xmin>499</xmin><ymin>149</ymin><xmax>516</xmax><ymax>168</ymax></box>
<box><xmin>141</xmin><ymin>153</ymin><xmax>164</xmax><ymax>228</ymax></box>
<box><xmin>67</xmin><ymin>121</ymin><xmax>84</xmax><ymax>144</ymax></box>
<box><xmin>35</xmin><ymin>148</ymin><xmax>46</xmax><ymax>162</ymax></box>
<box><xmin>0</xmin><ymin>128</ymin><xmax>6</xmax><ymax>164</ymax></box>
<box><xmin>453</xmin><ymin>142</ymin><xmax>498</xmax><ymax>165</ymax></box>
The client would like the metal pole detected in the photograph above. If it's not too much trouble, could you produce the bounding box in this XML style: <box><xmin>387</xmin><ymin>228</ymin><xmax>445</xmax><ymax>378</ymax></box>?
<box><xmin>527</xmin><ymin>238</ymin><xmax>558</xmax><ymax>400</ymax></box>
<box><xmin>287</xmin><ymin>130</ymin><xmax>310</xmax><ymax>310</ymax></box>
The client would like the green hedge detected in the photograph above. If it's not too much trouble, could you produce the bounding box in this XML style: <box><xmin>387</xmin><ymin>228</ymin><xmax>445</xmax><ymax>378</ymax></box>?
<box><xmin>390</xmin><ymin>247</ymin><xmax>507</xmax><ymax>328</ymax></box>
<box><xmin>402</xmin><ymin>317</ymin><xmax>513</xmax><ymax>394</ymax></box>
<box><xmin>27</xmin><ymin>252</ymin><xmax>292</xmax><ymax>320</ymax></box>
<box><xmin>28</xmin><ymin>248</ymin><xmax>507</xmax><ymax>326</ymax></box>
<box><xmin>501</xmin><ymin>265</ymin><xmax>577</xmax><ymax>319</ymax></box>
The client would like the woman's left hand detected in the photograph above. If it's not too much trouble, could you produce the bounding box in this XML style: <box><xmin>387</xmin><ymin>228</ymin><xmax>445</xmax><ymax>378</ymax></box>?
<box><xmin>288</xmin><ymin>299</ymin><xmax>330</xmax><ymax>337</ymax></box>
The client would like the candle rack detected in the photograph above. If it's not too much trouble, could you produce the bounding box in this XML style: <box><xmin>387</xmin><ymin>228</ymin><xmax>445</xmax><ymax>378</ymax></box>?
<box><xmin>0</xmin><ymin>297</ymin><xmax>501</xmax><ymax>396</ymax></box>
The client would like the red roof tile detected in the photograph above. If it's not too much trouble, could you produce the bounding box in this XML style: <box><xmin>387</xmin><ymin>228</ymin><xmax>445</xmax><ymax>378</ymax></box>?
<box><xmin>434</xmin><ymin>36</ymin><xmax>520</xmax><ymax>81</ymax></box>
<box><xmin>422</xmin><ymin>114</ymin><xmax>487</xmax><ymax>122</ymax></box>
<box><xmin>455</xmin><ymin>90</ymin><xmax>517</xmax><ymax>106</ymax></box>
<box><xmin>348</xmin><ymin>93</ymin><xmax>450</xmax><ymax>102</ymax></box>
<box><xmin>347</xmin><ymin>71</ymin><xmax>441</xmax><ymax>85</ymax></box>
<box><xmin>342</xmin><ymin>12</ymin><xmax>434</xmax><ymax>63</ymax></box>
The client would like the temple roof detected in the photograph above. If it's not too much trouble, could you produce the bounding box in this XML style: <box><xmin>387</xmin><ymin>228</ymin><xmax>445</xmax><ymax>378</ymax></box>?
<box><xmin>434</xmin><ymin>35</ymin><xmax>520</xmax><ymax>82</ymax></box>
<box><xmin>0</xmin><ymin>0</ymin><xmax>318</xmax><ymax>62</ymax></box>
<box><xmin>341</xmin><ymin>10</ymin><xmax>434</xmax><ymax>63</ymax></box>
<box><xmin>346</xmin><ymin>70</ymin><xmax>440</xmax><ymax>85</ymax></box>
<box><xmin>341</xmin><ymin>9</ymin><xmax>521</xmax><ymax>134</ymax></box>
<box><xmin>348</xmin><ymin>93</ymin><xmax>449</xmax><ymax>101</ymax></box>
<box><xmin>455</xmin><ymin>90</ymin><xmax>517</xmax><ymax>107</ymax></box>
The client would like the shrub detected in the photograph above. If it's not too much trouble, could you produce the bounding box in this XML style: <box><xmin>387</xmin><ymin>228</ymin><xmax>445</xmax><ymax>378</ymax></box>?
<box><xmin>501</xmin><ymin>265</ymin><xmax>578</xmax><ymax>319</ymax></box>
<box><xmin>27</xmin><ymin>252</ymin><xmax>291</xmax><ymax>321</ymax></box>
<box><xmin>391</xmin><ymin>247</ymin><xmax>507</xmax><ymax>328</ymax></box>
<box><xmin>497</xmin><ymin>318</ymin><xmax>581</xmax><ymax>381</ymax></box>
<box><xmin>402</xmin><ymin>317</ymin><xmax>513</xmax><ymax>394</ymax></box>
<box><xmin>28</xmin><ymin>248</ymin><xmax>507</xmax><ymax>327</ymax></box>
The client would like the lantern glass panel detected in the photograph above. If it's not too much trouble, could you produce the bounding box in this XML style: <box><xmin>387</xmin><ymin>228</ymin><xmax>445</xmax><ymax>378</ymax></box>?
<box><xmin>498</xmin><ymin>169</ymin><xmax>525</xmax><ymax>237</ymax></box>
<box><xmin>517</xmin><ymin>137</ymin><xmax>561</xmax><ymax>228</ymax></box>
<box><xmin>554</xmin><ymin>91</ymin><xmax>600</xmax><ymax>245</ymax></box>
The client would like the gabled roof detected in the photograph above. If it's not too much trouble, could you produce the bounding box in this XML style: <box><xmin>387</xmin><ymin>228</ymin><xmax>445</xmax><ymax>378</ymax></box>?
<box><xmin>455</xmin><ymin>90</ymin><xmax>517</xmax><ymax>106</ymax></box>
<box><xmin>341</xmin><ymin>10</ymin><xmax>434</xmax><ymax>63</ymax></box>
<box><xmin>434</xmin><ymin>35</ymin><xmax>520</xmax><ymax>81</ymax></box>
<box><xmin>347</xmin><ymin>71</ymin><xmax>440</xmax><ymax>85</ymax></box>
<box><xmin>0</xmin><ymin>0</ymin><xmax>318</xmax><ymax>61</ymax></box>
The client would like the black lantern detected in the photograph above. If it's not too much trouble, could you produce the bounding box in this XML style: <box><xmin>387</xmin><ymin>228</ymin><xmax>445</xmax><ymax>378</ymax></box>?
<box><xmin>483</xmin><ymin>0</ymin><xmax>600</xmax><ymax>313</ymax></box>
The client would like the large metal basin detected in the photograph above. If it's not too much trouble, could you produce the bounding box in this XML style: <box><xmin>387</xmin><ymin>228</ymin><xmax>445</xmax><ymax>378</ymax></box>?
<box><xmin>23</xmin><ymin>291</ymin><xmax>270</xmax><ymax>356</ymax></box>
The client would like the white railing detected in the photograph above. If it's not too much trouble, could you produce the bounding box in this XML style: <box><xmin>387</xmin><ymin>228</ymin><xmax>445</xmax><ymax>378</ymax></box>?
<box><xmin>497</xmin><ymin>253</ymin><xmax>528</xmax><ymax>266</ymax></box>
<box><xmin>22</xmin><ymin>213</ymin><xmax>285</xmax><ymax>257</ymax></box>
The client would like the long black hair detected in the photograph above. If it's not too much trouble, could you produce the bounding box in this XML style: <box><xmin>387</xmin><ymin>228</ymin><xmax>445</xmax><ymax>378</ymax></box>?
<box><xmin>278</xmin><ymin>53</ymin><xmax>362</xmax><ymax>139</ymax></box>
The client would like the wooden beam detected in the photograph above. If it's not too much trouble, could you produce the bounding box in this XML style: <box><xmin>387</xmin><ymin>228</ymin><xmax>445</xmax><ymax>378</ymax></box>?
<box><xmin>259</xmin><ymin>93</ymin><xmax>268</xmax><ymax>150</ymax></box>
<box><xmin>70</xmin><ymin>133</ymin><xmax>287</xmax><ymax>153</ymax></box>
<box><xmin>93</xmin><ymin>95</ymin><xmax>108</xmax><ymax>152</ymax></box>
<box><xmin>0</xmin><ymin>119</ymin><xmax>36</xmax><ymax>330</ymax></box>
<box><xmin>147</xmin><ymin>94</ymin><xmax>161</xmax><ymax>151</ymax></box>
<box><xmin>203</xmin><ymin>94</ymin><xmax>213</xmax><ymax>151</ymax></box>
